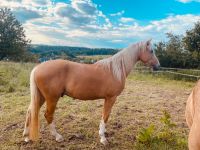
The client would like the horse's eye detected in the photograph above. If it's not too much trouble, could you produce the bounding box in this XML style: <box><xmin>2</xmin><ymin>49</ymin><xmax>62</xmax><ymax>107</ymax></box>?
<box><xmin>150</xmin><ymin>50</ymin><xmax>154</xmax><ymax>54</ymax></box>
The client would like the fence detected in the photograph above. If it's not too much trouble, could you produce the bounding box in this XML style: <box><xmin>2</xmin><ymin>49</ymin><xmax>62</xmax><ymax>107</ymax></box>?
<box><xmin>135</xmin><ymin>67</ymin><xmax>200</xmax><ymax>81</ymax></box>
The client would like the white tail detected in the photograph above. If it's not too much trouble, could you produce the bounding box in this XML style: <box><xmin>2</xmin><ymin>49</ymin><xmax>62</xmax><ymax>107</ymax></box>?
<box><xmin>28</xmin><ymin>67</ymin><xmax>41</xmax><ymax>141</ymax></box>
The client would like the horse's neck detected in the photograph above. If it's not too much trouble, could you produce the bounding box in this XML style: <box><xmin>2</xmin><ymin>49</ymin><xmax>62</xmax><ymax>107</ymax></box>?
<box><xmin>96</xmin><ymin>43</ymin><xmax>140</xmax><ymax>82</ymax></box>
<box><xmin>118</xmin><ymin>45</ymin><xmax>140</xmax><ymax>78</ymax></box>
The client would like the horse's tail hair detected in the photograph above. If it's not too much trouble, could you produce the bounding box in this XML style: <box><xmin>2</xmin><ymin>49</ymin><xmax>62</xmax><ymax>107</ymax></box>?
<box><xmin>29</xmin><ymin>67</ymin><xmax>41</xmax><ymax>141</ymax></box>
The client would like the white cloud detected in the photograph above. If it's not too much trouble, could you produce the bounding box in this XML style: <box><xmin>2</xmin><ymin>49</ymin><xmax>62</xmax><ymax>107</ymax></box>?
<box><xmin>54</xmin><ymin>2</ymin><xmax>95</xmax><ymax>26</ymax></box>
<box><xmin>110</xmin><ymin>10</ymin><xmax>125</xmax><ymax>16</ymax></box>
<box><xmin>150</xmin><ymin>14</ymin><xmax>200</xmax><ymax>34</ymax></box>
<box><xmin>12</xmin><ymin>7</ymin><xmax>42</xmax><ymax>22</ymax></box>
<box><xmin>0</xmin><ymin>0</ymin><xmax>51</xmax><ymax>8</ymax></box>
<box><xmin>0</xmin><ymin>0</ymin><xmax>51</xmax><ymax>22</ymax></box>
<box><xmin>24</xmin><ymin>13</ymin><xmax>200</xmax><ymax>48</ymax></box>
<box><xmin>71</xmin><ymin>0</ymin><xmax>97</xmax><ymax>15</ymax></box>
<box><xmin>23</xmin><ymin>0</ymin><xmax>51</xmax><ymax>6</ymax></box>
<box><xmin>1</xmin><ymin>0</ymin><xmax>200</xmax><ymax>48</ymax></box>
<box><xmin>119</xmin><ymin>17</ymin><xmax>135</xmax><ymax>23</ymax></box>
<box><xmin>177</xmin><ymin>0</ymin><xmax>200</xmax><ymax>3</ymax></box>
<box><xmin>111</xmin><ymin>40</ymin><xmax>123</xmax><ymax>43</ymax></box>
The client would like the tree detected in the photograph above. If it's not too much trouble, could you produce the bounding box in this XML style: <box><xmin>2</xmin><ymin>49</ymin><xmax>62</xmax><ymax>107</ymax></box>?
<box><xmin>154</xmin><ymin>22</ymin><xmax>200</xmax><ymax>69</ymax></box>
<box><xmin>165</xmin><ymin>33</ymin><xmax>185</xmax><ymax>68</ymax></box>
<box><xmin>183</xmin><ymin>21</ymin><xmax>200</xmax><ymax>61</ymax></box>
<box><xmin>154</xmin><ymin>33</ymin><xmax>187</xmax><ymax>68</ymax></box>
<box><xmin>0</xmin><ymin>8</ymin><xmax>34</xmax><ymax>61</ymax></box>
<box><xmin>154</xmin><ymin>41</ymin><xmax>174</xmax><ymax>67</ymax></box>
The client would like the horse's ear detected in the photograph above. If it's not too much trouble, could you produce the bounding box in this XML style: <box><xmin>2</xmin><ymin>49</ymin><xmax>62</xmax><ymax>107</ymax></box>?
<box><xmin>146</xmin><ymin>39</ymin><xmax>152</xmax><ymax>46</ymax></box>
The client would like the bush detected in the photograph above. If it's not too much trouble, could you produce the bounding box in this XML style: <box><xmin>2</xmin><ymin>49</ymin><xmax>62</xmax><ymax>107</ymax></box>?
<box><xmin>136</xmin><ymin>124</ymin><xmax>155</xmax><ymax>143</ymax></box>
<box><xmin>135</xmin><ymin>110</ymin><xmax>187</xmax><ymax>150</ymax></box>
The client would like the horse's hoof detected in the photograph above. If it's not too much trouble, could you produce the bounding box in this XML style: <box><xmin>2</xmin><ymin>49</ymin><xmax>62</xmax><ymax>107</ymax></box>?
<box><xmin>24</xmin><ymin>137</ymin><xmax>30</xmax><ymax>142</ymax></box>
<box><xmin>56</xmin><ymin>134</ymin><xmax>64</xmax><ymax>142</ymax></box>
<box><xmin>100</xmin><ymin>138</ymin><xmax>108</xmax><ymax>145</ymax></box>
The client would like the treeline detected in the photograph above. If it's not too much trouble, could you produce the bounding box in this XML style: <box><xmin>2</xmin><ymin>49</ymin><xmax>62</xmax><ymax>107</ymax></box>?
<box><xmin>154</xmin><ymin>21</ymin><xmax>200</xmax><ymax>69</ymax></box>
<box><xmin>30</xmin><ymin>45</ymin><xmax>118</xmax><ymax>62</ymax></box>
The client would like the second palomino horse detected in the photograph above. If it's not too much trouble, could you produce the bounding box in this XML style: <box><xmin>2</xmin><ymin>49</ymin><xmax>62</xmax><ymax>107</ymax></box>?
<box><xmin>186</xmin><ymin>81</ymin><xmax>200</xmax><ymax>150</ymax></box>
<box><xmin>23</xmin><ymin>39</ymin><xmax>160</xmax><ymax>145</ymax></box>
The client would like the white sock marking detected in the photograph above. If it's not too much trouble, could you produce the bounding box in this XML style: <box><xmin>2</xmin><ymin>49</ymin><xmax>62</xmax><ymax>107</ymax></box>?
<box><xmin>23</xmin><ymin>127</ymin><xmax>30</xmax><ymax>142</ymax></box>
<box><xmin>24</xmin><ymin>137</ymin><xmax>30</xmax><ymax>142</ymax></box>
<box><xmin>23</xmin><ymin>127</ymin><xmax>29</xmax><ymax>136</ymax></box>
<box><xmin>49</xmin><ymin>122</ymin><xmax>64</xmax><ymax>142</ymax></box>
<box><xmin>99</xmin><ymin>120</ymin><xmax>108</xmax><ymax>145</ymax></box>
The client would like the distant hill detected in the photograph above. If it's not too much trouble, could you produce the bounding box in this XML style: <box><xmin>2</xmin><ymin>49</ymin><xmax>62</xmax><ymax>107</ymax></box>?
<box><xmin>29</xmin><ymin>45</ymin><xmax>119</xmax><ymax>62</ymax></box>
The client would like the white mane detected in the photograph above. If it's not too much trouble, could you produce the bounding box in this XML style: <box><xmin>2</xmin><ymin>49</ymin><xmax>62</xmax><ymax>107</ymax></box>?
<box><xmin>96</xmin><ymin>41</ymin><xmax>147</xmax><ymax>81</ymax></box>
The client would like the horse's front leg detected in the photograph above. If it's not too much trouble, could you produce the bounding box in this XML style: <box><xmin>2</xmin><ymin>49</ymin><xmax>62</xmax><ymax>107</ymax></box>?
<box><xmin>99</xmin><ymin>96</ymin><xmax>116</xmax><ymax>145</ymax></box>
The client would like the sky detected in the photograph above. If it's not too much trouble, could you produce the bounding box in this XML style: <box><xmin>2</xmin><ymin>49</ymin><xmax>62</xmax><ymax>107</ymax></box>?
<box><xmin>1</xmin><ymin>0</ymin><xmax>200</xmax><ymax>48</ymax></box>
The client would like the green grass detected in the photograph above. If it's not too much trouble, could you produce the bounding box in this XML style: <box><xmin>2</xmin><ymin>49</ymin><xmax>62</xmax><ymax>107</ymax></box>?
<box><xmin>77</xmin><ymin>55</ymin><xmax>111</xmax><ymax>63</ymax></box>
<box><xmin>0</xmin><ymin>62</ymin><xmax>34</xmax><ymax>93</ymax></box>
<box><xmin>0</xmin><ymin>61</ymin><xmax>193</xmax><ymax>150</ymax></box>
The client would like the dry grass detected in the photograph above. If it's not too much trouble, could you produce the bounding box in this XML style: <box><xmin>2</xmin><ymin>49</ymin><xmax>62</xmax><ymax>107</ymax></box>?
<box><xmin>0</xmin><ymin>62</ymin><xmax>194</xmax><ymax>150</ymax></box>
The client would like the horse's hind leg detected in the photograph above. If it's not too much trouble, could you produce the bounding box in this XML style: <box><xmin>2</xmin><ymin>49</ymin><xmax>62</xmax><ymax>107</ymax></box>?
<box><xmin>99</xmin><ymin>96</ymin><xmax>116</xmax><ymax>145</ymax></box>
<box><xmin>23</xmin><ymin>93</ymin><xmax>45</xmax><ymax>142</ymax></box>
<box><xmin>45</xmin><ymin>98</ymin><xmax>64</xmax><ymax>142</ymax></box>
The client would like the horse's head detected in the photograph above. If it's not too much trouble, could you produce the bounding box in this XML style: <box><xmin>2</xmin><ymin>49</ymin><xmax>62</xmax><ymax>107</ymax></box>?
<box><xmin>139</xmin><ymin>39</ymin><xmax>160</xmax><ymax>71</ymax></box>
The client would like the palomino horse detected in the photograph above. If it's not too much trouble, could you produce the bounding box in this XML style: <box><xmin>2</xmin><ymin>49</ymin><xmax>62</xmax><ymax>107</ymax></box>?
<box><xmin>23</xmin><ymin>39</ymin><xmax>160</xmax><ymax>145</ymax></box>
<box><xmin>186</xmin><ymin>81</ymin><xmax>200</xmax><ymax>150</ymax></box>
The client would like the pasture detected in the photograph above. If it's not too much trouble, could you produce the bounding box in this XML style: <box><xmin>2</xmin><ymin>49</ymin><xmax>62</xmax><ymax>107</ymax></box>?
<box><xmin>0</xmin><ymin>62</ymin><xmax>194</xmax><ymax>150</ymax></box>
<box><xmin>77</xmin><ymin>55</ymin><xmax>111</xmax><ymax>63</ymax></box>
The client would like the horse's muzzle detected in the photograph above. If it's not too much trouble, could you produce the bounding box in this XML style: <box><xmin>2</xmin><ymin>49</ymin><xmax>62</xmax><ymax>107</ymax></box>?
<box><xmin>153</xmin><ymin>64</ymin><xmax>160</xmax><ymax>71</ymax></box>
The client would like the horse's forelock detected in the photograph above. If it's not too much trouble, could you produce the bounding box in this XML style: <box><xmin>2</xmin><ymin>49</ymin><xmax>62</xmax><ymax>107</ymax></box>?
<box><xmin>138</xmin><ymin>40</ymin><xmax>152</xmax><ymax>53</ymax></box>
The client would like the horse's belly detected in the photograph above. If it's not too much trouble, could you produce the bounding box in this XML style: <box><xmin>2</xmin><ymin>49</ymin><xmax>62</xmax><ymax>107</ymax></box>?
<box><xmin>65</xmin><ymin>81</ymin><xmax>106</xmax><ymax>100</ymax></box>
<box><xmin>68</xmin><ymin>88</ymin><xmax>104</xmax><ymax>100</ymax></box>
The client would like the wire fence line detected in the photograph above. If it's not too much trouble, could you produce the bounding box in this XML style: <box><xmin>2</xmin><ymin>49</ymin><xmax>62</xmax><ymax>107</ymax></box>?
<box><xmin>135</xmin><ymin>66</ymin><xmax>200</xmax><ymax>72</ymax></box>
<box><xmin>160</xmin><ymin>67</ymin><xmax>200</xmax><ymax>72</ymax></box>
<box><xmin>134</xmin><ymin>67</ymin><xmax>200</xmax><ymax>81</ymax></box>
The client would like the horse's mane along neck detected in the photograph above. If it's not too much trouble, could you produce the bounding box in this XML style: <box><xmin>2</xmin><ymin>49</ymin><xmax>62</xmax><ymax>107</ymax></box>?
<box><xmin>96</xmin><ymin>42</ymin><xmax>142</xmax><ymax>81</ymax></box>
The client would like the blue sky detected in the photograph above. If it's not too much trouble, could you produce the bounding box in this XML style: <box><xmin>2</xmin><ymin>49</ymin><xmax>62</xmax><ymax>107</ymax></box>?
<box><xmin>1</xmin><ymin>0</ymin><xmax>200</xmax><ymax>48</ymax></box>
<box><xmin>94</xmin><ymin>0</ymin><xmax>200</xmax><ymax>20</ymax></box>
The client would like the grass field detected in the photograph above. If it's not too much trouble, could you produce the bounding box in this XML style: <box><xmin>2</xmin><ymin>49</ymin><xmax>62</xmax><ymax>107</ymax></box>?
<box><xmin>77</xmin><ymin>55</ymin><xmax>111</xmax><ymax>63</ymax></box>
<box><xmin>0</xmin><ymin>61</ymin><xmax>194</xmax><ymax>150</ymax></box>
